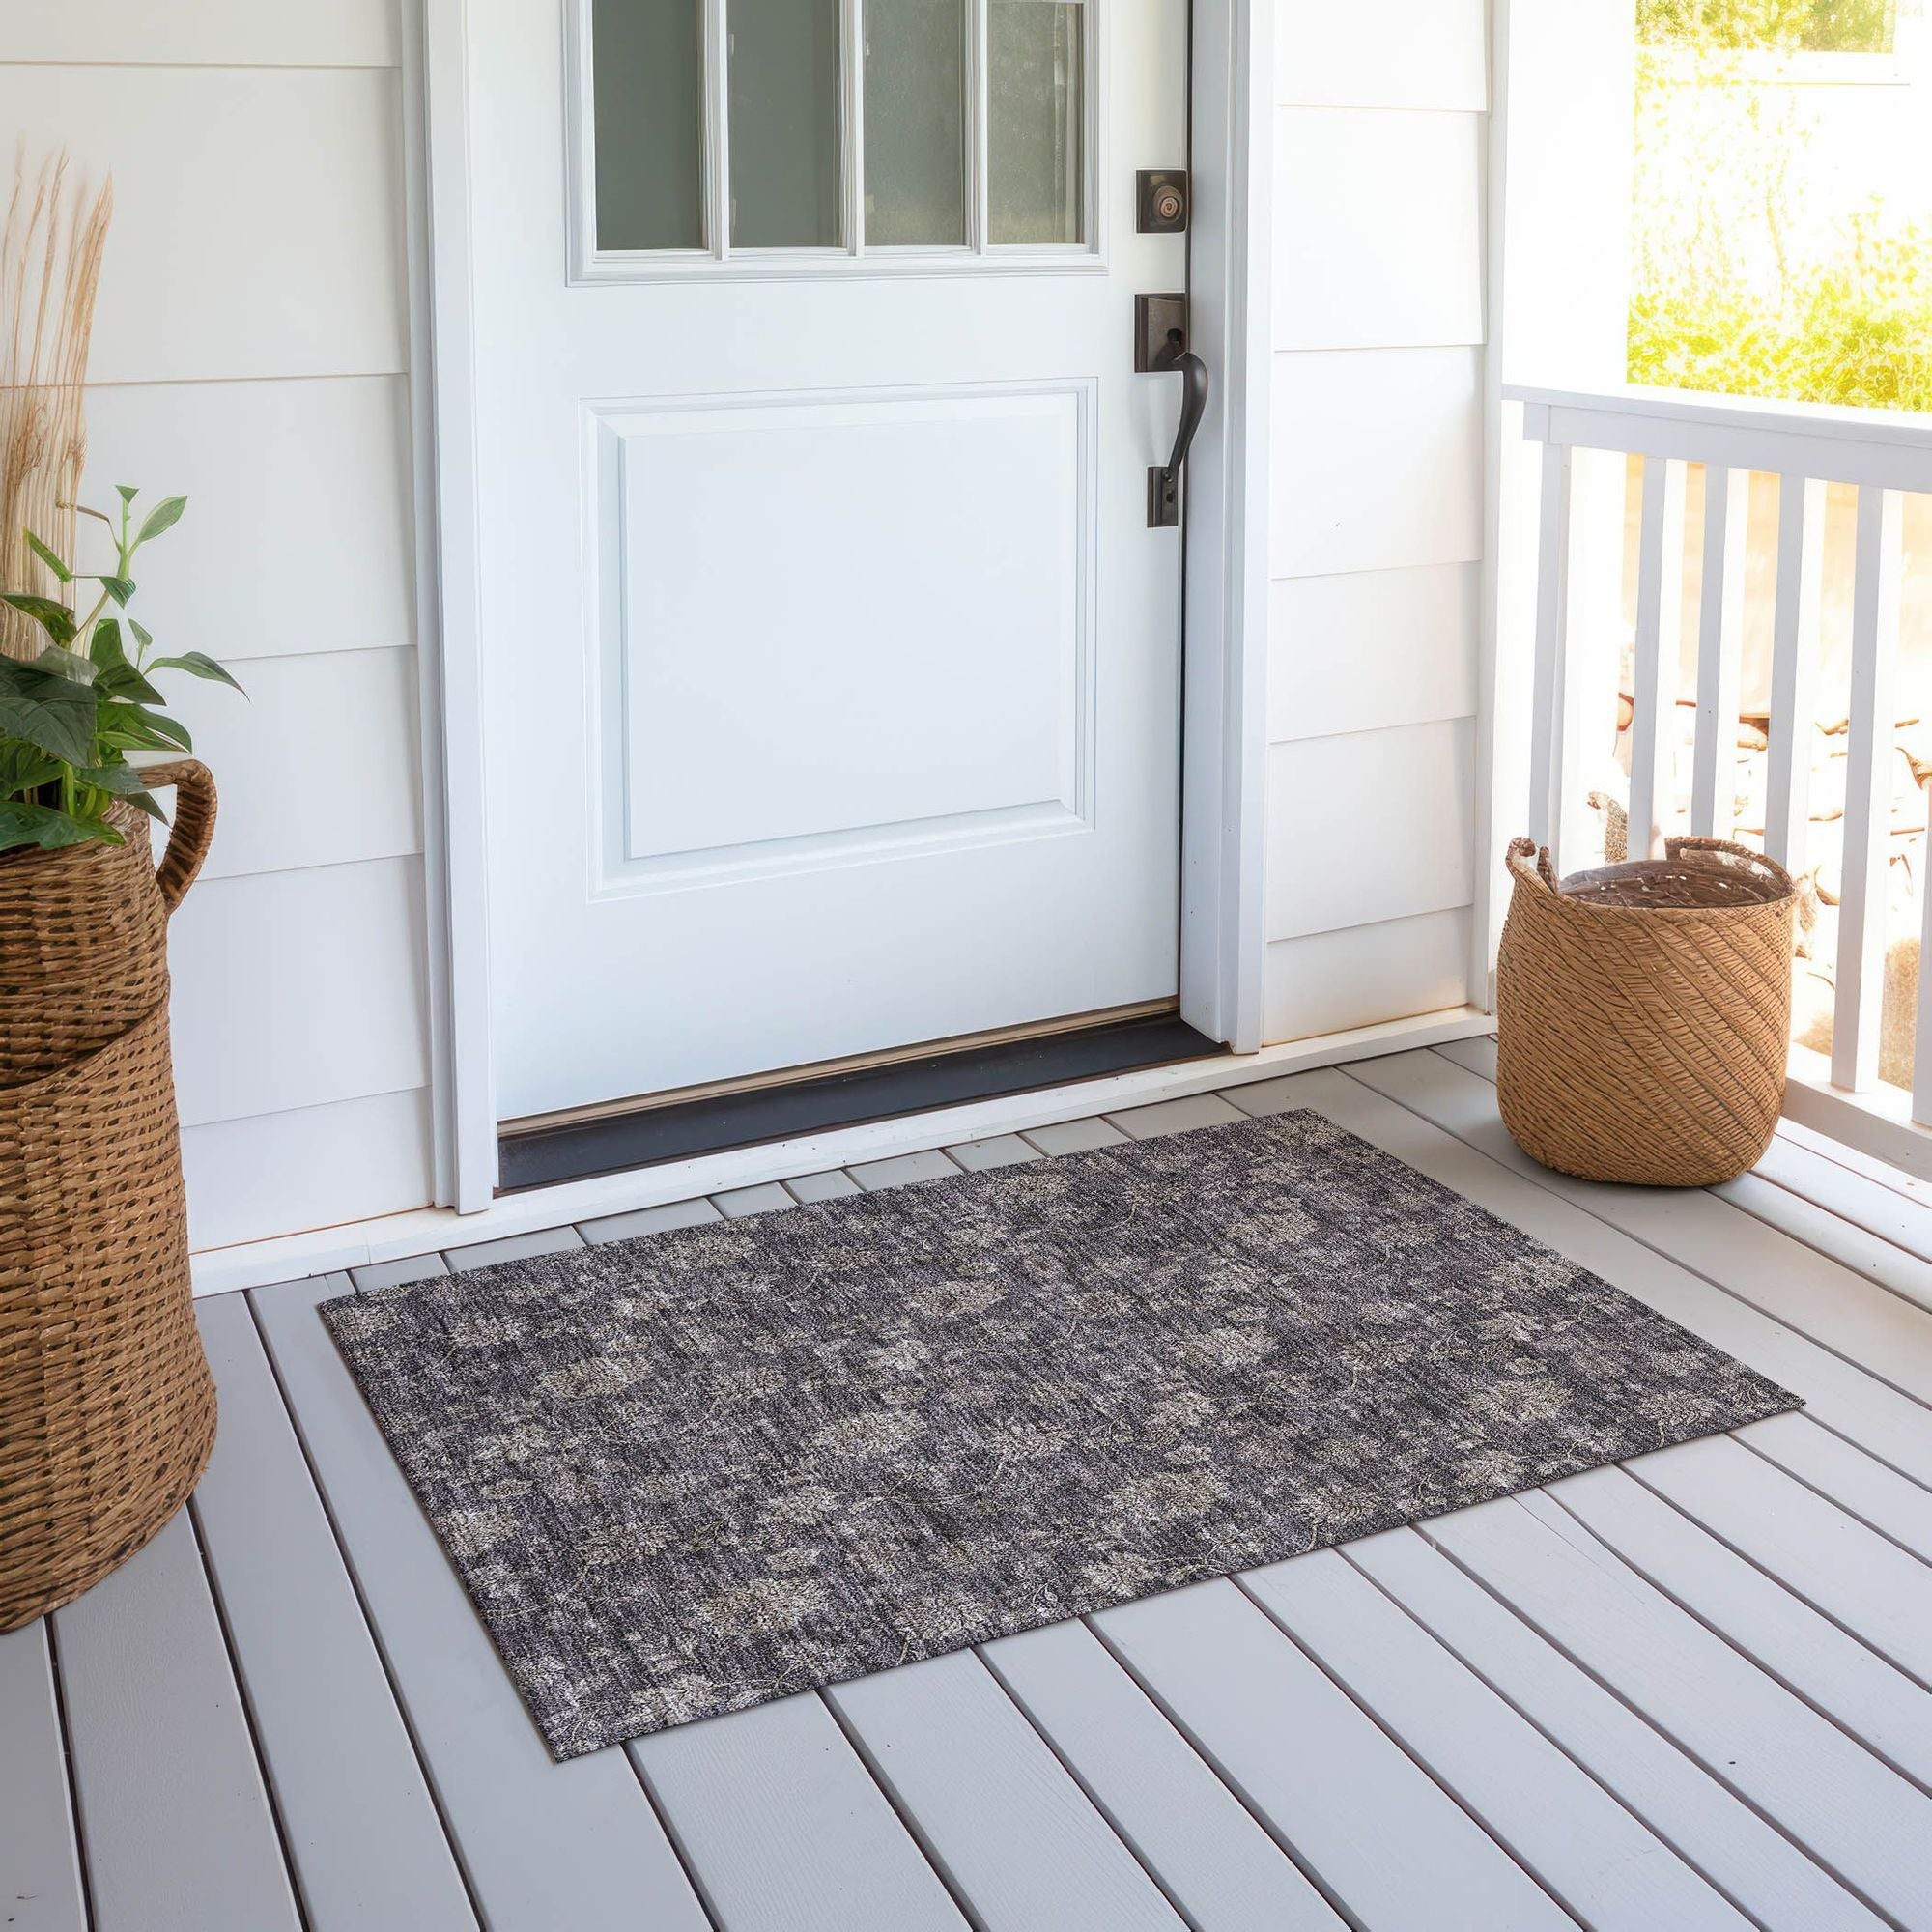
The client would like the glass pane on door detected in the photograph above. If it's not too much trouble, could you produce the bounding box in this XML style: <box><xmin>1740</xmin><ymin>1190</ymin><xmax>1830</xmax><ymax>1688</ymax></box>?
<box><xmin>592</xmin><ymin>0</ymin><xmax>705</xmax><ymax>251</ymax></box>
<box><xmin>988</xmin><ymin>0</ymin><xmax>1084</xmax><ymax>245</ymax></box>
<box><xmin>864</xmin><ymin>0</ymin><xmax>968</xmax><ymax>246</ymax></box>
<box><xmin>729</xmin><ymin>0</ymin><xmax>843</xmax><ymax>248</ymax></box>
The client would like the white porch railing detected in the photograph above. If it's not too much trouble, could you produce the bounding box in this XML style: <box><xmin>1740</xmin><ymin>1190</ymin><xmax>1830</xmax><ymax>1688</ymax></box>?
<box><xmin>1505</xmin><ymin>383</ymin><xmax>1932</xmax><ymax>1176</ymax></box>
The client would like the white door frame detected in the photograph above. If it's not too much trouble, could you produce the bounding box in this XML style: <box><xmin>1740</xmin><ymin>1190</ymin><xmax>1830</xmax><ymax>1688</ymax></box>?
<box><xmin>407</xmin><ymin>0</ymin><xmax>1275</xmax><ymax>1212</ymax></box>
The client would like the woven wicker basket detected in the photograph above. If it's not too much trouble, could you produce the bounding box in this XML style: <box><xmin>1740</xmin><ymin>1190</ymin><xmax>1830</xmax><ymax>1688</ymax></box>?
<box><xmin>1495</xmin><ymin>834</ymin><xmax>1798</xmax><ymax>1187</ymax></box>
<box><xmin>1</xmin><ymin>761</ymin><xmax>219</xmax><ymax>1630</ymax></box>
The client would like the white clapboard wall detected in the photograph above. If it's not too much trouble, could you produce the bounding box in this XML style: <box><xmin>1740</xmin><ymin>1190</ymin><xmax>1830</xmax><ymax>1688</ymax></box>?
<box><xmin>1262</xmin><ymin>0</ymin><xmax>1490</xmax><ymax>1043</ymax></box>
<box><xmin>0</xmin><ymin>9</ymin><xmax>438</xmax><ymax>1249</ymax></box>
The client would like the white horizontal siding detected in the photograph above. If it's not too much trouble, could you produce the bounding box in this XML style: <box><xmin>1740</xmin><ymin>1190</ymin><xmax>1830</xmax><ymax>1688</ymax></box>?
<box><xmin>1264</xmin><ymin>909</ymin><xmax>1474</xmax><ymax>1043</ymax></box>
<box><xmin>81</xmin><ymin>378</ymin><xmax>415</xmax><ymax>663</ymax></box>
<box><xmin>1269</xmin><ymin>564</ymin><xmax>1479</xmax><ymax>743</ymax></box>
<box><xmin>0</xmin><ymin>0</ymin><xmax>398</xmax><ymax>67</ymax></box>
<box><xmin>0</xmin><ymin>65</ymin><xmax>408</xmax><ymax>384</ymax></box>
<box><xmin>163</xmin><ymin>648</ymin><xmax>422</xmax><ymax>882</ymax></box>
<box><xmin>1263</xmin><ymin>5</ymin><xmax>1489</xmax><ymax>1043</ymax></box>
<box><xmin>1273</xmin><ymin>111</ymin><xmax>1484</xmax><ymax>351</ymax></box>
<box><xmin>1277</xmin><ymin>0</ymin><xmax>1490</xmax><ymax>111</ymax></box>
<box><xmin>2</xmin><ymin>25</ymin><xmax>441</xmax><ymax>1245</ymax></box>
<box><xmin>168</xmin><ymin>858</ymin><xmax>430</xmax><ymax>1130</ymax></box>
<box><xmin>1270</xmin><ymin>348</ymin><xmax>1484</xmax><ymax>578</ymax></box>
<box><xmin>181</xmin><ymin>1090</ymin><xmax>434</xmax><ymax>1252</ymax></box>
<box><xmin>1266</xmin><ymin>721</ymin><xmax>1477</xmax><ymax>939</ymax></box>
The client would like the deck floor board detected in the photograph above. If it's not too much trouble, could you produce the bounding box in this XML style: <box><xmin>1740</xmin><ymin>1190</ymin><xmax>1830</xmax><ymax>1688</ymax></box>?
<box><xmin>826</xmin><ymin>1649</ymin><xmax>1189</xmax><ymax>1931</ymax></box>
<box><xmin>8</xmin><ymin>1046</ymin><xmax>1931</xmax><ymax>1928</ymax></box>
<box><xmin>981</xmin><ymin>1617</ymin><xmax>1347</xmax><ymax>1932</ymax></box>
<box><xmin>192</xmin><ymin>1291</ymin><xmax>479</xmax><ymax>1930</ymax></box>
<box><xmin>1435</xmin><ymin>1493</ymin><xmax>1932</xmax><ymax>1928</ymax></box>
<box><xmin>631</xmin><ymin>1690</ymin><xmax>968</xmax><ymax>1932</ymax></box>
<box><xmin>1548</xmin><ymin>1463</ymin><xmax>1932</xmax><ymax>1788</ymax></box>
<box><xmin>52</xmin><ymin>1511</ymin><xmax>300</xmax><ymax>1932</ymax></box>
<box><xmin>0</xmin><ymin>1620</ymin><xmax>86</xmax><ymax>1932</ymax></box>
<box><xmin>1740</xmin><ymin>1410</ymin><xmax>1932</xmax><ymax>1561</ymax></box>
<box><xmin>1240</xmin><ymin>1548</ymin><xmax>1752</xmax><ymax>1929</ymax></box>
<box><xmin>1094</xmin><ymin>1577</ymin><xmax>1575</xmax><ymax>1930</ymax></box>
<box><xmin>1347</xmin><ymin>1522</ymin><xmax>1888</xmax><ymax>1932</ymax></box>
<box><xmin>1622</xmin><ymin>1435</ymin><xmax>1932</xmax><ymax>1686</ymax></box>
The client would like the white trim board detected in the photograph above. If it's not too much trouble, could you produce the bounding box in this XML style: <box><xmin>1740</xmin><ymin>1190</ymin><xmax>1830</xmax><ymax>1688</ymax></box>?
<box><xmin>418</xmin><ymin>0</ymin><xmax>498</xmax><ymax>1211</ymax></box>
<box><xmin>187</xmin><ymin>1004</ymin><xmax>1493</xmax><ymax>1297</ymax></box>
<box><xmin>412</xmin><ymin>0</ymin><xmax>1274</xmax><ymax>1209</ymax></box>
<box><xmin>1181</xmin><ymin>0</ymin><xmax>1274</xmax><ymax>1054</ymax></box>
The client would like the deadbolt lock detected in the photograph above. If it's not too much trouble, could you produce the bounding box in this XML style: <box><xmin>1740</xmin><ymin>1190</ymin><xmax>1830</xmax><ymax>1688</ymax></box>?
<box><xmin>1137</xmin><ymin>170</ymin><xmax>1188</xmax><ymax>234</ymax></box>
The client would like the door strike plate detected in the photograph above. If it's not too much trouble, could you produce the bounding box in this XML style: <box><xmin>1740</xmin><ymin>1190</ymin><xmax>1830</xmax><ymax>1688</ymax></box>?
<box><xmin>1134</xmin><ymin>293</ymin><xmax>1188</xmax><ymax>373</ymax></box>
<box><xmin>1137</xmin><ymin>170</ymin><xmax>1188</xmax><ymax>234</ymax></box>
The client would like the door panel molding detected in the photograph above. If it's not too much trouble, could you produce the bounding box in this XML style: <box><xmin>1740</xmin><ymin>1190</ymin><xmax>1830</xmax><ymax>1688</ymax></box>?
<box><xmin>585</xmin><ymin>378</ymin><xmax>1098</xmax><ymax>895</ymax></box>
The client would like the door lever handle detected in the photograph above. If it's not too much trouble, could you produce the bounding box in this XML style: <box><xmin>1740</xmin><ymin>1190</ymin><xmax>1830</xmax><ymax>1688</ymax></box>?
<box><xmin>1148</xmin><ymin>343</ymin><xmax>1208</xmax><ymax>527</ymax></box>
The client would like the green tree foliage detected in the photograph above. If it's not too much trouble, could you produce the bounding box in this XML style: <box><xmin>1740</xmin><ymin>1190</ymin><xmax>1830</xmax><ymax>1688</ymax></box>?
<box><xmin>1637</xmin><ymin>0</ymin><xmax>1893</xmax><ymax>52</ymax></box>
<box><xmin>1627</xmin><ymin>0</ymin><xmax>1926</xmax><ymax>409</ymax></box>
<box><xmin>1630</xmin><ymin>219</ymin><xmax>1932</xmax><ymax>408</ymax></box>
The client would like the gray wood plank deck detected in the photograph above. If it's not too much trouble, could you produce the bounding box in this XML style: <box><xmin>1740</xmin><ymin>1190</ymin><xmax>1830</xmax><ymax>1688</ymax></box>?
<box><xmin>829</xmin><ymin>1649</ymin><xmax>1187</xmax><ymax>1931</ymax></box>
<box><xmin>981</xmin><ymin>1617</ymin><xmax>1347</xmax><ymax>1932</ymax></box>
<box><xmin>0</xmin><ymin>1621</ymin><xmax>85</xmax><ymax>1932</ymax></box>
<box><xmin>9</xmin><ymin>1044</ymin><xmax>1932</xmax><ymax>1929</ymax></box>
<box><xmin>632</xmin><ymin>1690</ymin><xmax>967</xmax><ymax>1932</ymax></box>
<box><xmin>1094</xmin><ymin>1578</ymin><xmax>1574</xmax><ymax>1931</ymax></box>
<box><xmin>192</xmin><ymin>1292</ymin><xmax>478</xmax><ymax>1929</ymax></box>
<box><xmin>1348</xmin><ymin>1520</ymin><xmax>1888</xmax><ymax>1932</ymax></box>
<box><xmin>1241</xmin><ymin>1548</ymin><xmax>1751</xmax><ymax>1929</ymax></box>
<box><xmin>1549</xmin><ymin>1462</ymin><xmax>1932</xmax><ymax>1789</ymax></box>
<box><xmin>53</xmin><ymin>1512</ymin><xmax>299</xmax><ymax>1932</ymax></box>
<box><xmin>1744</xmin><ymin>1408</ymin><xmax>1932</xmax><ymax>1560</ymax></box>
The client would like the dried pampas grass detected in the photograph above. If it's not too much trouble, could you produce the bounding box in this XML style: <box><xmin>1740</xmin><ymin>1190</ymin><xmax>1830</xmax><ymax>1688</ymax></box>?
<box><xmin>1</xmin><ymin>149</ymin><xmax>112</xmax><ymax>661</ymax></box>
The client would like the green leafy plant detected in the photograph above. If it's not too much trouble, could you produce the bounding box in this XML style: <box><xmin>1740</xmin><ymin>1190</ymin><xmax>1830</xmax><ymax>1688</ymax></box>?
<box><xmin>0</xmin><ymin>488</ymin><xmax>242</xmax><ymax>855</ymax></box>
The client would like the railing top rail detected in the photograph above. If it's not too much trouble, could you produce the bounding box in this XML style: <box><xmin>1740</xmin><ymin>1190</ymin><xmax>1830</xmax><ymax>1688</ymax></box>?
<box><xmin>1505</xmin><ymin>383</ymin><xmax>1932</xmax><ymax>451</ymax></box>
<box><xmin>1505</xmin><ymin>384</ymin><xmax>1932</xmax><ymax>491</ymax></box>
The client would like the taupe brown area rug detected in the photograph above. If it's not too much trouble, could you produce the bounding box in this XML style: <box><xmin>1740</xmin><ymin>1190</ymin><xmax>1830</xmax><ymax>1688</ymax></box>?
<box><xmin>322</xmin><ymin>1110</ymin><xmax>1799</xmax><ymax>1759</ymax></box>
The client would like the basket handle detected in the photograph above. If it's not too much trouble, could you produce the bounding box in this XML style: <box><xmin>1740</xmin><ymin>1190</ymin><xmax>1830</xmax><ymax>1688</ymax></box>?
<box><xmin>141</xmin><ymin>758</ymin><xmax>217</xmax><ymax>915</ymax></box>
<box><xmin>1505</xmin><ymin>836</ymin><xmax>1560</xmax><ymax>894</ymax></box>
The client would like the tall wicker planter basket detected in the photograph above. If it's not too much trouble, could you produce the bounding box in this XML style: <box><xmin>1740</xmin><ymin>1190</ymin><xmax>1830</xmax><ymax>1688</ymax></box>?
<box><xmin>1496</xmin><ymin>834</ymin><xmax>1798</xmax><ymax>1188</ymax></box>
<box><xmin>1</xmin><ymin>760</ymin><xmax>219</xmax><ymax>1630</ymax></box>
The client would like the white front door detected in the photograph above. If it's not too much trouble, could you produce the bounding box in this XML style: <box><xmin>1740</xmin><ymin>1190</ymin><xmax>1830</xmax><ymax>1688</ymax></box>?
<box><xmin>469</xmin><ymin>0</ymin><xmax>1192</xmax><ymax>1122</ymax></box>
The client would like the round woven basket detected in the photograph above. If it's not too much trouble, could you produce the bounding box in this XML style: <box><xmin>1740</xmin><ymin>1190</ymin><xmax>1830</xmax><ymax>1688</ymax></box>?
<box><xmin>1495</xmin><ymin>834</ymin><xmax>1798</xmax><ymax>1187</ymax></box>
<box><xmin>1</xmin><ymin>761</ymin><xmax>220</xmax><ymax>1631</ymax></box>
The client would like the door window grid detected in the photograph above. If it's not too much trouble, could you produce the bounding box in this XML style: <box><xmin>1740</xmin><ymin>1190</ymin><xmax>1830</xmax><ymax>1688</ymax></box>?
<box><xmin>570</xmin><ymin>0</ymin><xmax>1099</xmax><ymax>278</ymax></box>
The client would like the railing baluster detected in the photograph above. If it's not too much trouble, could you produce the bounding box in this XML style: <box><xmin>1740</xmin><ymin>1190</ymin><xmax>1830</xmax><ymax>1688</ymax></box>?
<box><xmin>1561</xmin><ymin>450</ymin><xmax>1629</xmax><ymax>869</ymax></box>
<box><xmin>1915</xmin><ymin>806</ymin><xmax>1932</xmax><ymax>1125</ymax></box>
<box><xmin>1690</xmin><ymin>468</ymin><xmax>1749</xmax><ymax>838</ymax></box>
<box><xmin>1765</xmin><ymin>473</ymin><xmax>1826</xmax><ymax>874</ymax></box>
<box><xmin>1500</xmin><ymin>383</ymin><xmax>1932</xmax><ymax>1169</ymax></box>
<box><xmin>1527</xmin><ymin>439</ymin><xmax>1573</xmax><ymax>862</ymax></box>
<box><xmin>1630</xmin><ymin>456</ymin><xmax>1686</xmax><ymax>860</ymax></box>
<box><xmin>1834</xmin><ymin>487</ymin><xmax>1905</xmax><ymax>1092</ymax></box>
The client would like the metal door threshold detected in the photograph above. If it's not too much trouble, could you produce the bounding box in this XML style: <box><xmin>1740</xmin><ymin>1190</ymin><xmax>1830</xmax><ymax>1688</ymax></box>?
<box><xmin>497</xmin><ymin>1012</ymin><xmax>1225</xmax><ymax>1194</ymax></box>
